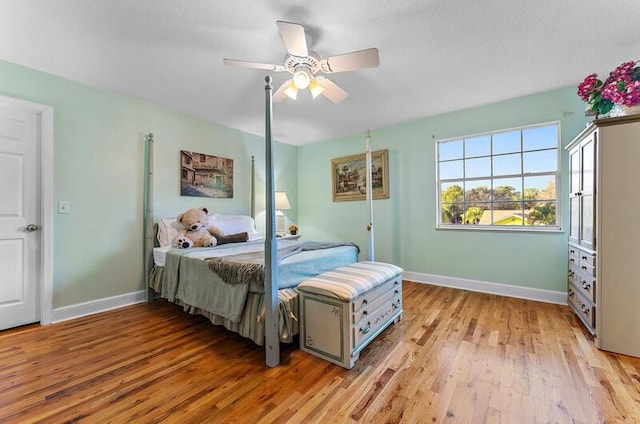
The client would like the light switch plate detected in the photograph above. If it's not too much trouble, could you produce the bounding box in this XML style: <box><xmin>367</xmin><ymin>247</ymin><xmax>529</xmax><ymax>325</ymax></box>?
<box><xmin>58</xmin><ymin>201</ymin><xmax>70</xmax><ymax>214</ymax></box>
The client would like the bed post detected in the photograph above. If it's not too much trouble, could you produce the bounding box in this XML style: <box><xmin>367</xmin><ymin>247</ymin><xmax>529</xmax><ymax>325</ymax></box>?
<box><xmin>365</xmin><ymin>130</ymin><xmax>375</xmax><ymax>261</ymax></box>
<box><xmin>250</xmin><ymin>155</ymin><xmax>255</xmax><ymax>219</ymax></box>
<box><xmin>144</xmin><ymin>133</ymin><xmax>155</xmax><ymax>303</ymax></box>
<box><xmin>264</xmin><ymin>76</ymin><xmax>280</xmax><ymax>367</ymax></box>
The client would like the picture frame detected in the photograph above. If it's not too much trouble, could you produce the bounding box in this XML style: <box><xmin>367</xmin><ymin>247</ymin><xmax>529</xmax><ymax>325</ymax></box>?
<box><xmin>331</xmin><ymin>149</ymin><xmax>389</xmax><ymax>202</ymax></box>
<box><xmin>180</xmin><ymin>150</ymin><xmax>234</xmax><ymax>198</ymax></box>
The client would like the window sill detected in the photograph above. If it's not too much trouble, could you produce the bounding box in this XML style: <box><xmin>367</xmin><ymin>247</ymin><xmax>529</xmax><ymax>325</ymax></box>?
<box><xmin>436</xmin><ymin>225</ymin><xmax>563</xmax><ymax>234</ymax></box>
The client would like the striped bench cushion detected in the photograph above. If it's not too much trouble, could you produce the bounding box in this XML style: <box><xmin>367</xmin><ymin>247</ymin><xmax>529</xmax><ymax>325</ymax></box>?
<box><xmin>297</xmin><ymin>261</ymin><xmax>403</xmax><ymax>301</ymax></box>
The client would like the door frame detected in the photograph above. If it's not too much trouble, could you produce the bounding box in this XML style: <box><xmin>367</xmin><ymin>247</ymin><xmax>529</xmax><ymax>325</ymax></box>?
<box><xmin>0</xmin><ymin>95</ymin><xmax>54</xmax><ymax>325</ymax></box>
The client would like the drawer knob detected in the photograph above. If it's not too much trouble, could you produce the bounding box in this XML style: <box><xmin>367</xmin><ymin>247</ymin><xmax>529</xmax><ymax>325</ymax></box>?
<box><xmin>581</xmin><ymin>256</ymin><xmax>587</xmax><ymax>260</ymax></box>
<box><xmin>360</xmin><ymin>322</ymin><xmax>371</xmax><ymax>334</ymax></box>
<box><xmin>394</xmin><ymin>281</ymin><xmax>399</xmax><ymax>286</ymax></box>
<box><xmin>570</xmin><ymin>249</ymin><xmax>575</xmax><ymax>254</ymax></box>
<box><xmin>581</xmin><ymin>266</ymin><xmax>587</xmax><ymax>270</ymax></box>
<box><xmin>570</xmin><ymin>258</ymin><xmax>575</xmax><ymax>262</ymax></box>
<box><xmin>362</xmin><ymin>310</ymin><xmax>368</xmax><ymax>316</ymax></box>
<box><xmin>582</xmin><ymin>281</ymin><xmax>591</xmax><ymax>290</ymax></box>
<box><xmin>393</xmin><ymin>300</ymin><xmax>401</xmax><ymax>309</ymax></box>
<box><xmin>362</xmin><ymin>299</ymin><xmax>368</xmax><ymax>305</ymax></box>
<box><xmin>394</xmin><ymin>290</ymin><xmax>399</xmax><ymax>295</ymax></box>
<box><xmin>569</xmin><ymin>289</ymin><xmax>575</xmax><ymax>297</ymax></box>
<box><xmin>581</xmin><ymin>304</ymin><xmax>589</xmax><ymax>314</ymax></box>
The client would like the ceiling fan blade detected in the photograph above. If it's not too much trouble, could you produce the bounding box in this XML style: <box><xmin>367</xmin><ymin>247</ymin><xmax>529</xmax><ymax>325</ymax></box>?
<box><xmin>316</xmin><ymin>77</ymin><xmax>349</xmax><ymax>104</ymax></box>
<box><xmin>223</xmin><ymin>58</ymin><xmax>285</xmax><ymax>72</ymax></box>
<box><xmin>273</xmin><ymin>80</ymin><xmax>291</xmax><ymax>103</ymax></box>
<box><xmin>320</xmin><ymin>48</ymin><xmax>380</xmax><ymax>73</ymax></box>
<box><xmin>276</xmin><ymin>21</ymin><xmax>308</xmax><ymax>57</ymax></box>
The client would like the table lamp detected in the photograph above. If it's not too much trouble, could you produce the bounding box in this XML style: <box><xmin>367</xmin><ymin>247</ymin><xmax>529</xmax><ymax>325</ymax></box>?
<box><xmin>275</xmin><ymin>191</ymin><xmax>291</xmax><ymax>236</ymax></box>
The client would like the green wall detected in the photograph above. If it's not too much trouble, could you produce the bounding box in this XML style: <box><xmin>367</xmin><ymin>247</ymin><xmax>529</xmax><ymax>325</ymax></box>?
<box><xmin>0</xmin><ymin>57</ymin><xmax>592</xmax><ymax>310</ymax></box>
<box><xmin>0</xmin><ymin>60</ymin><xmax>298</xmax><ymax>308</ymax></box>
<box><xmin>298</xmin><ymin>87</ymin><xmax>590</xmax><ymax>292</ymax></box>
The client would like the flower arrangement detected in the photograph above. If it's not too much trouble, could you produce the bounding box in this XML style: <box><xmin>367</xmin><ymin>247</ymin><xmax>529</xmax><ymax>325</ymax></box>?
<box><xmin>288</xmin><ymin>224</ymin><xmax>298</xmax><ymax>235</ymax></box>
<box><xmin>577</xmin><ymin>60</ymin><xmax>640</xmax><ymax>116</ymax></box>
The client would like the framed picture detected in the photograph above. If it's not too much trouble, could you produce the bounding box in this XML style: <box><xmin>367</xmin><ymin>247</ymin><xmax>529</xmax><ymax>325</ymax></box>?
<box><xmin>180</xmin><ymin>150</ymin><xmax>234</xmax><ymax>198</ymax></box>
<box><xmin>331</xmin><ymin>149</ymin><xmax>389</xmax><ymax>202</ymax></box>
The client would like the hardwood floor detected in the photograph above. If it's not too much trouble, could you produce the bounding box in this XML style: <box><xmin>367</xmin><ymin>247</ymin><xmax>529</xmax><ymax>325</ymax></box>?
<box><xmin>1</xmin><ymin>281</ymin><xmax>639</xmax><ymax>423</ymax></box>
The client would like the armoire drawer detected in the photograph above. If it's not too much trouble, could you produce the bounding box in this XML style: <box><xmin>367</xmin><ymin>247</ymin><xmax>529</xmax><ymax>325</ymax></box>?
<box><xmin>568</xmin><ymin>284</ymin><xmax>595</xmax><ymax>332</ymax></box>
<box><xmin>568</xmin><ymin>246</ymin><xmax>579</xmax><ymax>266</ymax></box>
<box><xmin>576</xmin><ymin>273</ymin><xmax>596</xmax><ymax>303</ymax></box>
<box><xmin>579</xmin><ymin>251</ymin><xmax>596</xmax><ymax>268</ymax></box>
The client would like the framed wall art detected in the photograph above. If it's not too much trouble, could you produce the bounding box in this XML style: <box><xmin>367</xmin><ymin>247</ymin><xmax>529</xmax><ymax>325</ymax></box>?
<box><xmin>331</xmin><ymin>149</ymin><xmax>389</xmax><ymax>202</ymax></box>
<box><xmin>180</xmin><ymin>150</ymin><xmax>234</xmax><ymax>198</ymax></box>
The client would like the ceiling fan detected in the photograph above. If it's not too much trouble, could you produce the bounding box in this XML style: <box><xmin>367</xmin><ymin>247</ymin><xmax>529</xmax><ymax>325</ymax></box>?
<box><xmin>223</xmin><ymin>21</ymin><xmax>380</xmax><ymax>104</ymax></box>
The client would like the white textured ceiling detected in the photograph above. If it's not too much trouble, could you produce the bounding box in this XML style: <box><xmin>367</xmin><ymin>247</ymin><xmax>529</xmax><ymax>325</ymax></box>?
<box><xmin>0</xmin><ymin>1</ymin><xmax>639</xmax><ymax>145</ymax></box>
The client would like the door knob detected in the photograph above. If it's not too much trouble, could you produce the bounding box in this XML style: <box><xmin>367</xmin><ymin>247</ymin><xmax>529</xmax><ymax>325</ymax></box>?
<box><xmin>26</xmin><ymin>224</ymin><xmax>38</xmax><ymax>232</ymax></box>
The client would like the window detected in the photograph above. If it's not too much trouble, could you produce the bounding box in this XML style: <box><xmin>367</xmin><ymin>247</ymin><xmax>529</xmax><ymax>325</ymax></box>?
<box><xmin>437</xmin><ymin>122</ymin><xmax>560</xmax><ymax>230</ymax></box>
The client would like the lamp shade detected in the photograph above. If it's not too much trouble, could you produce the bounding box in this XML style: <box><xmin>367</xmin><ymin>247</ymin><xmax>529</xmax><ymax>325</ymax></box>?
<box><xmin>284</xmin><ymin>82</ymin><xmax>298</xmax><ymax>100</ymax></box>
<box><xmin>308</xmin><ymin>79</ymin><xmax>325</xmax><ymax>99</ymax></box>
<box><xmin>275</xmin><ymin>191</ymin><xmax>291</xmax><ymax>210</ymax></box>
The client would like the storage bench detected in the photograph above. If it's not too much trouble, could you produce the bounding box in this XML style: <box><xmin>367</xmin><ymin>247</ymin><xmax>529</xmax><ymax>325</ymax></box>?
<box><xmin>297</xmin><ymin>261</ymin><xmax>403</xmax><ymax>369</ymax></box>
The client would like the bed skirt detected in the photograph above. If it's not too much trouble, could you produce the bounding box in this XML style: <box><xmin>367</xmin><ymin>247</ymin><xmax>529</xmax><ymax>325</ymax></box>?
<box><xmin>149</xmin><ymin>266</ymin><xmax>299</xmax><ymax>346</ymax></box>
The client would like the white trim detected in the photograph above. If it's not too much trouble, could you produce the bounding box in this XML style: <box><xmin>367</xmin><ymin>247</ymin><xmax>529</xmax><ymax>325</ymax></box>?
<box><xmin>40</xmin><ymin>107</ymin><xmax>54</xmax><ymax>325</ymax></box>
<box><xmin>0</xmin><ymin>95</ymin><xmax>54</xmax><ymax>325</ymax></box>
<box><xmin>402</xmin><ymin>271</ymin><xmax>567</xmax><ymax>305</ymax></box>
<box><xmin>51</xmin><ymin>290</ymin><xmax>146</xmax><ymax>324</ymax></box>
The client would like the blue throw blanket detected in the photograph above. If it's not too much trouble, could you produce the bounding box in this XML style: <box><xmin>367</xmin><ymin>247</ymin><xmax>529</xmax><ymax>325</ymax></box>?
<box><xmin>207</xmin><ymin>241</ymin><xmax>360</xmax><ymax>286</ymax></box>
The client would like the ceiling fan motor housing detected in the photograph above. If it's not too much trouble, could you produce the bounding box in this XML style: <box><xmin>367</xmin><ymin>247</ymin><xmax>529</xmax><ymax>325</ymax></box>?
<box><xmin>284</xmin><ymin>51</ymin><xmax>321</xmax><ymax>75</ymax></box>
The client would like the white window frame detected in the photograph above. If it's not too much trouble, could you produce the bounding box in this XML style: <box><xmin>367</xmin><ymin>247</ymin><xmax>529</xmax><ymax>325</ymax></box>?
<box><xmin>436</xmin><ymin>121</ymin><xmax>562</xmax><ymax>232</ymax></box>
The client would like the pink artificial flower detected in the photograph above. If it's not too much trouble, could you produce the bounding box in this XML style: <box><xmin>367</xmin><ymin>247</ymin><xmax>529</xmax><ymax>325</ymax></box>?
<box><xmin>577</xmin><ymin>60</ymin><xmax>640</xmax><ymax>114</ymax></box>
<box><xmin>622</xmin><ymin>80</ymin><xmax>640</xmax><ymax>106</ymax></box>
<box><xmin>601</xmin><ymin>60</ymin><xmax>640</xmax><ymax>106</ymax></box>
<box><xmin>609</xmin><ymin>61</ymin><xmax>636</xmax><ymax>80</ymax></box>
<box><xmin>577</xmin><ymin>73</ymin><xmax>599</xmax><ymax>101</ymax></box>
<box><xmin>602</xmin><ymin>82</ymin><xmax>624</xmax><ymax>103</ymax></box>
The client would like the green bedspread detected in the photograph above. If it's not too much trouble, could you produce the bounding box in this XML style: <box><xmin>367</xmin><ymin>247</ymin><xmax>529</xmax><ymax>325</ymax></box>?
<box><xmin>162</xmin><ymin>241</ymin><xmax>359</xmax><ymax>323</ymax></box>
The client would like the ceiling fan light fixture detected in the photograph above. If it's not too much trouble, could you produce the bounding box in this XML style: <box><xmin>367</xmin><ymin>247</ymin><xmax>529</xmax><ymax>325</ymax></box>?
<box><xmin>224</xmin><ymin>21</ymin><xmax>380</xmax><ymax>104</ymax></box>
<box><xmin>292</xmin><ymin>68</ymin><xmax>311</xmax><ymax>89</ymax></box>
<box><xmin>284</xmin><ymin>81</ymin><xmax>298</xmax><ymax>100</ymax></box>
<box><xmin>308</xmin><ymin>79</ymin><xmax>324</xmax><ymax>99</ymax></box>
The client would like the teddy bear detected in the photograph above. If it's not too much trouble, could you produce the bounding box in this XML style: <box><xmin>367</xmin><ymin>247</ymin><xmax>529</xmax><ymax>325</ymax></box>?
<box><xmin>173</xmin><ymin>207</ymin><xmax>220</xmax><ymax>248</ymax></box>
<box><xmin>173</xmin><ymin>207</ymin><xmax>249</xmax><ymax>248</ymax></box>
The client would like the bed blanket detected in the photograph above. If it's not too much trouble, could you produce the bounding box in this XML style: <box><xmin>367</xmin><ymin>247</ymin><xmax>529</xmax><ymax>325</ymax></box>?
<box><xmin>207</xmin><ymin>241</ymin><xmax>360</xmax><ymax>286</ymax></box>
<box><xmin>163</xmin><ymin>249</ymin><xmax>250</xmax><ymax>323</ymax></box>
<box><xmin>162</xmin><ymin>241</ymin><xmax>359</xmax><ymax>323</ymax></box>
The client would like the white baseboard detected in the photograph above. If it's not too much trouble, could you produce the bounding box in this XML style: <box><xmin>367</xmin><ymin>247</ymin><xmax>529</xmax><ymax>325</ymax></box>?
<box><xmin>49</xmin><ymin>273</ymin><xmax>565</xmax><ymax>324</ymax></box>
<box><xmin>51</xmin><ymin>290</ymin><xmax>146</xmax><ymax>324</ymax></box>
<box><xmin>402</xmin><ymin>271</ymin><xmax>567</xmax><ymax>305</ymax></box>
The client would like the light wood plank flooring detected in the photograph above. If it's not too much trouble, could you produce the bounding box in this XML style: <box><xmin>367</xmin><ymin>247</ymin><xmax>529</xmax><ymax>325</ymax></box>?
<box><xmin>1</xmin><ymin>282</ymin><xmax>639</xmax><ymax>423</ymax></box>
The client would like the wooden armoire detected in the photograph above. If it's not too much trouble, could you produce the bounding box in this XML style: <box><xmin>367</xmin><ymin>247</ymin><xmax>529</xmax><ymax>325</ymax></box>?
<box><xmin>566</xmin><ymin>114</ymin><xmax>640</xmax><ymax>358</ymax></box>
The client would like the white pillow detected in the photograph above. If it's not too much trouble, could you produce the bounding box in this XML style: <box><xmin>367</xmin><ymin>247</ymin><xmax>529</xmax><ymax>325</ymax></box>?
<box><xmin>210</xmin><ymin>214</ymin><xmax>262</xmax><ymax>241</ymax></box>
<box><xmin>156</xmin><ymin>214</ymin><xmax>262</xmax><ymax>247</ymax></box>
<box><xmin>156</xmin><ymin>218</ymin><xmax>183</xmax><ymax>247</ymax></box>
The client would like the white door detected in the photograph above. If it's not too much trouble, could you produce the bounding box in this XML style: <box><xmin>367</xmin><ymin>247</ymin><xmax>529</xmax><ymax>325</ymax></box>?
<box><xmin>0</xmin><ymin>105</ymin><xmax>40</xmax><ymax>330</ymax></box>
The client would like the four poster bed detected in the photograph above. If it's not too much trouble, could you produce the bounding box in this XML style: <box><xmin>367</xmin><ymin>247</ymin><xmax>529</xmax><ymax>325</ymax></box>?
<box><xmin>146</xmin><ymin>235</ymin><xmax>359</xmax><ymax>346</ymax></box>
<box><xmin>143</xmin><ymin>77</ymin><xmax>374</xmax><ymax>367</ymax></box>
